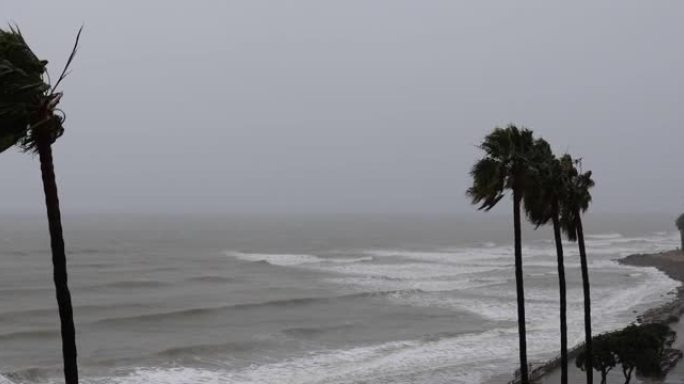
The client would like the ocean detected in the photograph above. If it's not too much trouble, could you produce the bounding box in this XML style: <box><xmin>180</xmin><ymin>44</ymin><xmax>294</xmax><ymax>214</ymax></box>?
<box><xmin>0</xmin><ymin>213</ymin><xmax>679</xmax><ymax>384</ymax></box>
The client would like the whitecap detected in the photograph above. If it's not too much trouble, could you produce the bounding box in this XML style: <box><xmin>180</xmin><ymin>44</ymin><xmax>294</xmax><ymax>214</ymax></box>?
<box><xmin>225</xmin><ymin>251</ymin><xmax>323</xmax><ymax>266</ymax></box>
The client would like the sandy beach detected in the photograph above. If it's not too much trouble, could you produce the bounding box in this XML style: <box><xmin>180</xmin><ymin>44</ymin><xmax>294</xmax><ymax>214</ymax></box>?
<box><xmin>524</xmin><ymin>250</ymin><xmax>684</xmax><ymax>384</ymax></box>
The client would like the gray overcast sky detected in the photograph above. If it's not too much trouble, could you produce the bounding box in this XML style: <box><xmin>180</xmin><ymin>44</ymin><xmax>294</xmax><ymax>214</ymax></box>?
<box><xmin>1</xmin><ymin>1</ymin><xmax>683</xmax><ymax>214</ymax></box>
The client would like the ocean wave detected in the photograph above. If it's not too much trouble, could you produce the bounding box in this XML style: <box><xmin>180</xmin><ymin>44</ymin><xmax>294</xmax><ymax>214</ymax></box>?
<box><xmin>93</xmin><ymin>290</ymin><xmax>428</xmax><ymax>326</ymax></box>
<box><xmin>98</xmin><ymin>280</ymin><xmax>170</xmax><ymax>289</ymax></box>
<box><xmin>154</xmin><ymin>340</ymin><xmax>263</xmax><ymax>359</ymax></box>
<box><xmin>225</xmin><ymin>251</ymin><xmax>374</xmax><ymax>267</ymax></box>
<box><xmin>87</xmin><ymin>328</ymin><xmax>522</xmax><ymax>384</ymax></box>
<box><xmin>325</xmin><ymin>275</ymin><xmax>505</xmax><ymax>296</ymax></box>
<box><xmin>0</xmin><ymin>286</ymin><xmax>51</xmax><ymax>294</ymax></box>
<box><xmin>0</xmin><ymin>302</ymin><xmax>152</xmax><ymax>323</ymax></box>
<box><xmin>282</xmin><ymin>323</ymin><xmax>357</xmax><ymax>338</ymax></box>
<box><xmin>584</xmin><ymin>232</ymin><xmax>678</xmax><ymax>248</ymax></box>
<box><xmin>1</xmin><ymin>368</ymin><xmax>51</xmax><ymax>384</ymax></box>
<box><xmin>364</xmin><ymin>249</ymin><xmax>510</xmax><ymax>265</ymax></box>
<box><xmin>317</xmin><ymin>262</ymin><xmax>499</xmax><ymax>280</ymax></box>
<box><xmin>585</xmin><ymin>232</ymin><xmax>624</xmax><ymax>240</ymax></box>
<box><xmin>0</xmin><ymin>328</ymin><xmax>59</xmax><ymax>342</ymax></box>
<box><xmin>185</xmin><ymin>275</ymin><xmax>236</xmax><ymax>283</ymax></box>
<box><xmin>225</xmin><ymin>251</ymin><xmax>324</xmax><ymax>266</ymax></box>
<box><xmin>325</xmin><ymin>256</ymin><xmax>374</xmax><ymax>264</ymax></box>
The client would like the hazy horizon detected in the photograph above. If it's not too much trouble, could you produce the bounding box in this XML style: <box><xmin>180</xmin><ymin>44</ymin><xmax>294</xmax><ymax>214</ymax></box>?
<box><xmin>2</xmin><ymin>1</ymin><xmax>683</xmax><ymax>215</ymax></box>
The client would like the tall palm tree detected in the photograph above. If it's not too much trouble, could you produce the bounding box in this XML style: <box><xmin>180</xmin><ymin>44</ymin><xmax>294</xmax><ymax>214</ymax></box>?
<box><xmin>524</xmin><ymin>140</ymin><xmax>570</xmax><ymax>384</ymax></box>
<box><xmin>675</xmin><ymin>214</ymin><xmax>684</xmax><ymax>251</ymax></box>
<box><xmin>559</xmin><ymin>154</ymin><xmax>595</xmax><ymax>384</ymax></box>
<box><xmin>467</xmin><ymin>125</ymin><xmax>538</xmax><ymax>384</ymax></box>
<box><xmin>0</xmin><ymin>26</ymin><xmax>81</xmax><ymax>384</ymax></box>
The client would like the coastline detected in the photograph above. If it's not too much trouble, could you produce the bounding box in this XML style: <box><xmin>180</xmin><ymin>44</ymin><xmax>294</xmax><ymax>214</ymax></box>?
<box><xmin>620</xmin><ymin>250</ymin><xmax>684</xmax><ymax>326</ymax></box>
<box><xmin>503</xmin><ymin>250</ymin><xmax>684</xmax><ymax>384</ymax></box>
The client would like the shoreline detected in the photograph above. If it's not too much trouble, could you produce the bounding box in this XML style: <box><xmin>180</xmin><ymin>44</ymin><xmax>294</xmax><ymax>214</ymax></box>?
<box><xmin>504</xmin><ymin>250</ymin><xmax>684</xmax><ymax>384</ymax></box>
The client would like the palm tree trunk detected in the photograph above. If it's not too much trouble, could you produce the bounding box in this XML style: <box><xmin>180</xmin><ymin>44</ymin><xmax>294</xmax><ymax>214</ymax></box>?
<box><xmin>680</xmin><ymin>230</ymin><xmax>684</xmax><ymax>251</ymax></box>
<box><xmin>513</xmin><ymin>189</ymin><xmax>529</xmax><ymax>384</ymax></box>
<box><xmin>576</xmin><ymin>210</ymin><xmax>592</xmax><ymax>384</ymax></box>
<box><xmin>37</xmin><ymin>139</ymin><xmax>79</xmax><ymax>384</ymax></box>
<box><xmin>552</xmin><ymin>212</ymin><xmax>568</xmax><ymax>384</ymax></box>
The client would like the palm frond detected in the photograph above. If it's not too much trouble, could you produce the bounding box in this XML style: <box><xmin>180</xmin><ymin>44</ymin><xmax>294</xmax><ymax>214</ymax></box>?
<box><xmin>558</xmin><ymin>154</ymin><xmax>594</xmax><ymax>240</ymax></box>
<box><xmin>0</xmin><ymin>25</ymin><xmax>83</xmax><ymax>154</ymax></box>
<box><xmin>51</xmin><ymin>26</ymin><xmax>82</xmax><ymax>93</ymax></box>
<box><xmin>0</xmin><ymin>26</ymin><xmax>50</xmax><ymax>153</ymax></box>
<box><xmin>467</xmin><ymin>157</ymin><xmax>506</xmax><ymax>211</ymax></box>
<box><xmin>468</xmin><ymin>124</ymin><xmax>539</xmax><ymax>212</ymax></box>
<box><xmin>523</xmin><ymin>139</ymin><xmax>560</xmax><ymax>228</ymax></box>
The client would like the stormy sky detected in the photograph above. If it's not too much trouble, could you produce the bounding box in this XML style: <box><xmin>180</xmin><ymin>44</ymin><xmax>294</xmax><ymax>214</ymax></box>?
<box><xmin>1</xmin><ymin>1</ymin><xmax>683</xmax><ymax>215</ymax></box>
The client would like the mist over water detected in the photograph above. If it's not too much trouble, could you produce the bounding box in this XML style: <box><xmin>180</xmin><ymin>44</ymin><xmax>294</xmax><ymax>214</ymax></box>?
<box><xmin>0</xmin><ymin>213</ymin><xmax>679</xmax><ymax>383</ymax></box>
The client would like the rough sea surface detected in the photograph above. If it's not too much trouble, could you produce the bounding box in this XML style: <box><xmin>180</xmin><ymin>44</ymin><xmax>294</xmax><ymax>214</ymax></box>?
<box><xmin>0</xmin><ymin>214</ymin><xmax>679</xmax><ymax>384</ymax></box>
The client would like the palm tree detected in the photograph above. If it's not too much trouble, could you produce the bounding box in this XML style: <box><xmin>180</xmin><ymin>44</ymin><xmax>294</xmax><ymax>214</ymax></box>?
<box><xmin>559</xmin><ymin>154</ymin><xmax>595</xmax><ymax>384</ymax></box>
<box><xmin>0</xmin><ymin>26</ymin><xmax>81</xmax><ymax>384</ymax></box>
<box><xmin>524</xmin><ymin>140</ymin><xmax>570</xmax><ymax>384</ymax></box>
<box><xmin>467</xmin><ymin>124</ymin><xmax>538</xmax><ymax>384</ymax></box>
<box><xmin>675</xmin><ymin>214</ymin><xmax>684</xmax><ymax>251</ymax></box>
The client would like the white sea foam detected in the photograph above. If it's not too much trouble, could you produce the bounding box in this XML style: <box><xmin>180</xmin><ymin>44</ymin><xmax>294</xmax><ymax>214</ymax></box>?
<box><xmin>325</xmin><ymin>256</ymin><xmax>374</xmax><ymax>264</ymax></box>
<box><xmin>226</xmin><ymin>251</ymin><xmax>324</xmax><ymax>266</ymax></box>
<box><xmin>225</xmin><ymin>252</ymin><xmax>375</xmax><ymax>266</ymax></box>
<box><xmin>586</xmin><ymin>233</ymin><xmax>624</xmax><ymax>240</ymax></box>
<box><xmin>84</xmin><ymin>328</ymin><xmax>523</xmax><ymax>384</ymax></box>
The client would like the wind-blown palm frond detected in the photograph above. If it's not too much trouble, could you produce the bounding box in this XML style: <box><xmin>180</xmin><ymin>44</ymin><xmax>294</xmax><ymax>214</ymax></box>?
<box><xmin>468</xmin><ymin>157</ymin><xmax>505</xmax><ymax>210</ymax></box>
<box><xmin>0</xmin><ymin>26</ymin><xmax>81</xmax><ymax>154</ymax></box>
<box><xmin>0</xmin><ymin>26</ymin><xmax>50</xmax><ymax>152</ymax></box>
<box><xmin>559</xmin><ymin>154</ymin><xmax>594</xmax><ymax>241</ymax></box>
<box><xmin>523</xmin><ymin>139</ymin><xmax>559</xmax><ymax>227</ymax></box>
<box><xmin>51</xmin><ymin>26</ymin><xmax>82</xmax><ymax>94</ymax></box>
<box><xmin>467</xmin><ymin>125</ymin><xmax>537</xmax><ymax>210</ymax></box>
